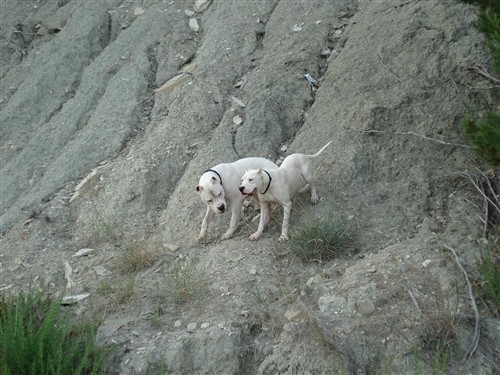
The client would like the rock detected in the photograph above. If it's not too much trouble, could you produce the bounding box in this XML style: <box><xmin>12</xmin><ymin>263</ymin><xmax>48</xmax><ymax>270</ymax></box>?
<box><xmin>189</xmin><ymin>18</ymin><xmax>199</xmax><ymax>32</ymax></box>
<box><xmin>193</xmin><ymin>0</ymin><xmax>211</xmax><ymax>12</ymax></box>
<box><xmin>164</xmin><ymin>243</ymin><xmax>180</xmax><ymax>252</ymax></box>
<box><xmin>356</xmin><ymin>299</ymin><xmax>375</xmax><ymax>316</ymax></box>
<box><xmin>174</xmin><ymin>320</ymin><xmax>182</xmax><ymax>328</ymax></box>
<box><xmin>93</xmin><ymin>265</ymin><xmax>111</xmax><ymax>276</ymax></box>
<box><xmin>72</xmin><ymin>248</ymin><xmax>95</xmax><ymax>257</ymax></box>
<box><xmin>187</xmin><ymin>322</ymin><xmax>197</xmax><ymax>332</ymax></box>
<box><xmin>230</xmin><ymin>96</ymin><xmax>246</xmax><ymax>108</ymax></box>
<box><xmin>155</xmin><ymin>73</ymin><xmax>191</xmax><ymax>93</ymax></box>
<box><xmin>232</xmin><ymin>115</ymin><xmax>242</xmax><ymax>125</ymax></box>
<box><xmin>184</xmin><ymin>9</ymin><xmax>195</xmax><ymax>16</ymax></box>
<box><xmin>284</xmin><ymin>309</ymin><xmax>300</xmax><ymax>320</ymax></box>
<box><xmin>201</xmin><ymin>322</ymin><xmax>210</xmax><ymax>329</ymax></box>
<box><xmin>292</xmin><ymin>24</ymin><xmax>303</xmax><ymax>32</ymax></box>
<box><xmin>134</xmin><ymin>7</ymin><xmax>144</xmax><ymax>16</ymax></box>
<box><xmin>61</xmin><ymin>293</ymin><xmax>90</xmax><ymax>305</ymax></box>
<box><xmin>63</xmin><ymin>261</ymin><xmax>73</xmax><ymax>288</ymax></box>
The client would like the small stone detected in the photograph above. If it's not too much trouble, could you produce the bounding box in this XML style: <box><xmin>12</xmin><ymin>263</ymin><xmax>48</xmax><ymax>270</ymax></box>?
<box><xmin>357</xmin><ymin>299</ymin><xmax>375</xmax><ymax>316</ymax></box>
<box><xmin>187</xmin><ymin>322</ymin><xmax>197</xmax><ymax>332</ymax></box>
<box><xmin>189</xmin><ymin>18</ymin><xmax>199</xmax><ymax>32</ymax></box>
<box><xmin>218</xmin><ymin>323</ymin><xmax>225</xmax><ymax>330</ymax></box>
<box><xmin>174</xmin><ymin>320</ymin><xmax>182</xmax><ymax>328</ymax></box>
<box><xmin>93</xmin><ymin>265</ymin><xmax>112</xmax><ymax>276</ymax></box>
<box><xmin>320</xmin><ymin>48</ymin><xmax>331</xmax><ymax>57</ymax></box>
<box><xmin>249</xmin><ymin>267</ymin><xmax>257</xmax><ymax>275</ymax></box>
<box><xmin>164</xmin><ymin>243</ymin><xmax>180</xmax><ymax>252</ymax></box>
<box><xmin>422</xmin><ymin>259</ymin><xmax>432</xmax><ymax>267</ymax></box>
<box><xmin>292</xmin><ymin>24</ymin><xmax>303</xmax><ymax>32</ymax></box>
<box><xmin>132</xmin><ymin>330</ymin><xmax>140</xmax><ymax>337</ymax></box>
<box><xmin>72</xmin><ymin>248</ymin><xmax>95</xmax><ymax>258</ymax></box>
<box><xmin>184</xmin><ymin>9</ymin><xmax>195</xmax><ymax>16</ymax></box>
<box><xmin>134</xmin><ymin>7</ymin><xmax>144</xmax><ymax>16</ymax></box>
<box><xmin>335</xmin><ymin>29</ymin><xmax>342</xmax><ymax>35</ymax></box>
<box><xmin>280</xmin><ymin>145</ymin><xmax>288</xmax><ymax>152</ymax></box>
<box><xmin>284</xmin><ymin>309</ymin><xmax>300</xmax><ymax>320</ymax></box>
<box><xmin>230</xmin><ymin>96</ymin><xmax>246</xmax><ymax>108</ymax></box>
<box><xmin>194</xmin><ymin>0</ymin><xmax>211</xmax><ymax>12</ymax></box>
<box><xmin>233</xmin><ymin>115</ymin><xmax>242</xmax><ymax>125</ymax></box>
<box><xmin>240</xmin><ymin>310</ymin><xmax>250</xmax><ymax>316</ymax></box>
<box><xmin>200</xmin><ymin>322</ymin><xmax>210</xmax><ymax>329</ymax></box>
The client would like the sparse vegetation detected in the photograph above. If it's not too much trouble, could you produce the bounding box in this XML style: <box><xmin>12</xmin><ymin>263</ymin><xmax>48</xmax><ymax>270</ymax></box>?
<box><xmin>155</xmin><ymin>261</ymin><xmax>207</xmax><ymax>311</ymax></box>
<box><xmin>118</xmin><ymin>237</ymin><xmax>161</xmax><ymax>274</ymax></box>
<box><xmin>289</xmin><ymin>212</ymin><xmax>356</xmax><ymax>262</ymax></box>
<box><xmin>0</xmin><ymin>290</ymin><xmax>108</xmax><ymax>375</ymax></box>
<box><xmin>478</xmin><ymin>233</ymin><xmax>500</xmax><ymax>311</ymax></box>
<box><xmin>461</xmin><ymin>0</ymin><xmax>500</xmax><ymax>166</ymax></box>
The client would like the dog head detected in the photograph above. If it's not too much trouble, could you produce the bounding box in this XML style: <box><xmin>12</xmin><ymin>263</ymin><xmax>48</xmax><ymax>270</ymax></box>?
<box><xmin>196</xmin><ymin>174</ymin><xmax>227</xmax><ymax>214</ymax></box>
<box><xmin>239</xmin><ymin>168</ymin><xmax>263</xmax><ymax>198</ymax></box>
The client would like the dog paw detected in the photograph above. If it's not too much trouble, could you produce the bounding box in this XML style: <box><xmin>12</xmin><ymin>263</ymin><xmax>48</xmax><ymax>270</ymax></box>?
<box><xmin>197</xmin><ymin>233</ymin><xmax>206</xmax><ymax>243</ymax></box>
<box><xmin>310</xmin><ymin>195</ymin><xmax>319</xmax><ymax>205</ymax></box>
<box><xmin>278</xmin><ymin>235</ymin><xmax>289</xmax><ymax>242</ymax></box>
<box><xmin>220</xmin><ymin>232</ymin><xmax>232</xmax><ymax>240</ymax></box>
<box><xmin>249</xmin><ymin>232</ymin><xmax>261</xmax><ymax>241</ymax></box>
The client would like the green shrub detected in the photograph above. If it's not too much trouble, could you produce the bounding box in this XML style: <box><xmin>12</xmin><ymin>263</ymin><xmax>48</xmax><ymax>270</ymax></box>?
<box><xmin>460</xmin><ymin>0</ymin><xmax>500</xmax><ymax>166</ymax></box>
<box><xmin>0</xmin><ymin>291</ymin><xmax>108</xmax><ymax>375</ymax></box>
<box><xmin>289</xmin><ymin>213</ymin><xmax>356</xmax><ymax>262</ymax></box>
<box><xmin>462</xmin><ymin>113</ymin><xmax>500</xmax><ymax>166</ymax></box>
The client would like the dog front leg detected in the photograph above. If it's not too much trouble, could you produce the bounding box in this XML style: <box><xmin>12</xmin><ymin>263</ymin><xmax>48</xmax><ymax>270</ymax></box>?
<box><xmin>278</xmin><ymin>201</ymin><xmax>292</xmax><ymax>242</ymax></box>
<box><xmin>221</xmin><ymin>201</ymin><xmax>242</xmax><ymax>240</ymax></box>
<box><xmin>249</xmin><ymin>201</ymin><xmax>269</xmax><ymax>240</ymax></box>
<box><xmin>198</xmin><ymin>207</ymin><xmax>214</xmax><ymax>243</ymax></box>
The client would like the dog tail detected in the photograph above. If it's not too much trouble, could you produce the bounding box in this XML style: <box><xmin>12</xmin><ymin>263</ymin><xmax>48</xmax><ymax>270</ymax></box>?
<box><xmin>307</xmin><ymin>141</ymin><xmax>332</xmax><ymax>159</ymax></box>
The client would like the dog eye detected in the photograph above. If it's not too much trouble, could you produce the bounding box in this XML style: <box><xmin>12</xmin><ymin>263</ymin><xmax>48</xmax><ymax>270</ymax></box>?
<box><xmin>218</xmin><ymin>192</ymin><xmax>222</xmax><ymax>196</ymax></box>
<box><xmin>207</xmin><ymin>199</ymin><xmax>212</xmax><ymax>203</ymax></box>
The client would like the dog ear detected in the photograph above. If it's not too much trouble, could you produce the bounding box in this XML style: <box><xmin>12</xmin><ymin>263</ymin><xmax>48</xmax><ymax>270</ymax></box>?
<box><xmin>256</xmin><ymin>168</ymin><xmax>262</xmax><ymax>174</ymax></box>
<box><xmin>210</xmin><ymin>176</ymin><xmax>217</xmax><ymax>184</ymax></box>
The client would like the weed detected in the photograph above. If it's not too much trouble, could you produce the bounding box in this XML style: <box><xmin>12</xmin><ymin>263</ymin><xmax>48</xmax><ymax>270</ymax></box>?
<box><xmin>89</xmin><ymin>198</ymin><xmax>123</xmax><ymax>244</ymax></box>
<box><xmin>460</xmin><ymin>0</ymin><xmax>500</xmax><ymax>166</ymax></box>
<box><xmin>289</xmin><ymin>212</ymin><xmax>356</xmax><ymax>262</ymax></box>
<box><xmin>462</xmin><ymin>113</ymin><xmax>500</xmax><ymax>166</ymax></box>
<box><xmin>118</xmin><ymin>238</ymin><xmax>160</xmax><ymax>274</ymax></box>
<box><xmin>162</xmin><ymin>261</ymin><xmax>206</xmax><ymax>310</ymax></box>
<box><xmin>478</xmin><ymin>233</ymin><xmax>500</xmax><ymax>310</ymax></box>
<box><xmin>0</xmin><ymin>290</ymin><xmax>108</xmax><ymax>375</ymax></box>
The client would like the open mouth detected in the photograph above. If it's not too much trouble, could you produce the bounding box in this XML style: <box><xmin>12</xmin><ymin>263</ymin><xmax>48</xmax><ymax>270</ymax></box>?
<box><xmin>241</xmin><ymin>188</ymin><xmax>256</xmax><ymax>198</ymax></box>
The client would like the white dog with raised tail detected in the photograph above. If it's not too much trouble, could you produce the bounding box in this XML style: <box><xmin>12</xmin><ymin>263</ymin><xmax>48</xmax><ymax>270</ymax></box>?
<box><xmin>239</xmin><ymin>141</ymin><xmax>332</xmax><ymax>242</ymax></box>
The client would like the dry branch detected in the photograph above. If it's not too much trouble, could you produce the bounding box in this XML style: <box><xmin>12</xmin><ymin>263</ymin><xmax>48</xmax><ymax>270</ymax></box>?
<box><xmin>345</xmin><ymin>127</ymin><xmax>471</xmax><ymax>148</ymax></box>
<box><xmin>443</xmin><ymin>244</ymin><xmax>480</xmax><ymax>360</ymax></box>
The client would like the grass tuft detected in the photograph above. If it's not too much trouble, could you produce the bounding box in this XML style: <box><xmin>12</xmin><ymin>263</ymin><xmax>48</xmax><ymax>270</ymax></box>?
<box><xmin>289</xmin><ymin>212</ymin><xmax>356</xmax><ymax>262</ymax></box>
<box><xmin>0</xmin><ymin>290</ymin><xmax>108</xmax><ymax>375</ymax></box>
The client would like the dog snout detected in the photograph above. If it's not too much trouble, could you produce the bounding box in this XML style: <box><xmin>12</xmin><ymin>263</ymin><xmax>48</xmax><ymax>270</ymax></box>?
<box><xmin>239</xmin><ymin>186</ymin><xmax>245</xmax><ymax>193</ymax></box>
<box><xmin>217</xmin><ymin>204</ymin><xmax>225</xmax><ymax>212</ymax></box>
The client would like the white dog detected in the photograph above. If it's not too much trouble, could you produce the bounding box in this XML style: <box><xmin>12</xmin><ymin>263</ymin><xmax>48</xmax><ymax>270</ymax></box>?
<box><xmin>196</xmin><ymin>157</ymin><xmax>278</xmax><ymax>242</ymax></box>
<box><xmin>239</xmin><ymin>142</ymin><xmax>332</xmax><ymax>242</ymax></box>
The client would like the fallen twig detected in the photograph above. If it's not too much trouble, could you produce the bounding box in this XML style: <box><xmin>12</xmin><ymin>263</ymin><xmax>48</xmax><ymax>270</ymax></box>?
<box><xmin>378</xmin><ymin>51</ymin><xmax>403</xmax><ymax>83</ymax></box>
<box><xmin>443</xmin><ymin>244</ymin><xmax>480</xmax><ymax>360</ymax></box>
<box><xmin>408</xmin><ymin>289</ymin><xmax>422</xmax><ymax>315</ymax></box>
<box><xmin>469</xmin><ymin>65</ymin><xmax>500</xmax><ymax>83</ymax></box>
<box><xmin>345</xmin><ymin>127</ymin><xmax>471</xmax><ymax>148</ymax></box>
<box><xmin>459</xmin><ymin>170</ymin><xmax>500</xmax><ymax>238</ymax></box>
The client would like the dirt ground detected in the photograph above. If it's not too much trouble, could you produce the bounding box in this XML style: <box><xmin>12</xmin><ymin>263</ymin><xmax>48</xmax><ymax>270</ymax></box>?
<box><xmin>1</xmin><ymin>0</ymin><xmax>499</xmax><ymax>373</ymax></box>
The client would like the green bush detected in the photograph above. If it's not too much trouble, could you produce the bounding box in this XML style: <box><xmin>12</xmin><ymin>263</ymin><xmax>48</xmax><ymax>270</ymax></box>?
<box><xmin>478</xmin><ymin>234</ymin><xmax>500</xmax><ymax>309</ymax></box>
<box><xmin>0</xmin><ymin>291</ymin><xmax>108</xmax><ymax>375</ymax></box>
<box><xmin>462</xmin><ymin>113</ymin><xmax>500</xmax><ymax>166</ymax></box>
<box><xmin>460</xmin><ymin>0</ymin><xmax>500</xmax><ymax>166</ymax></box>
<box><xmin>289</xmin><ymin>213</ymin><xmax>356</xmax><ymax>262</ymax></box>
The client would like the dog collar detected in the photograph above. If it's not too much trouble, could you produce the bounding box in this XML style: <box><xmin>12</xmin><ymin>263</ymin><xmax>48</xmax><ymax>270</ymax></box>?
<box><xmin>260</xmin><ymin>170</ymin><xmax>272</xmax><ymax>194</ymax></box>
<box><xmin>203</xmin><ymin>169</ymin><xmax>222</xmax><ymax>186</ymax></box>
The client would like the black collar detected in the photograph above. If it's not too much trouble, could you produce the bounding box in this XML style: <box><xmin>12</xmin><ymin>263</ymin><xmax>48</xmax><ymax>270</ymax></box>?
<box><xmin>260</xmin><ymin>170</ymin><xmax>272</xmax><ymax>194</ymax></box>
<box><xmin>203</xmin><ymin>169</ymin><xmax>222</xmax><ymax>186</ymax></box>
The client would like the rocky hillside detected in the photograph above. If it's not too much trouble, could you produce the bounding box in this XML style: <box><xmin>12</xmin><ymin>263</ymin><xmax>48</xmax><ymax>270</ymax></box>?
<box><xmin>1</xmin><ymin>0</ymin><xmax>498</xmax><ymax>374</ymax></box>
